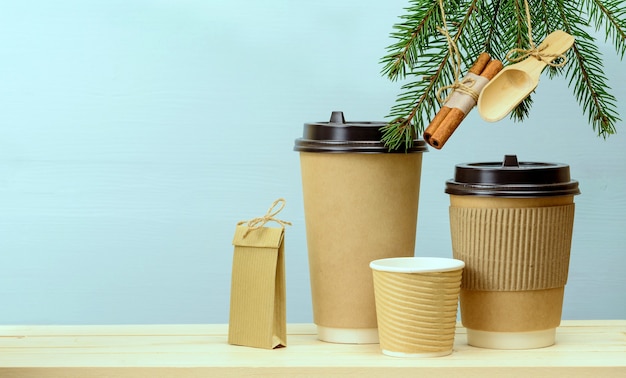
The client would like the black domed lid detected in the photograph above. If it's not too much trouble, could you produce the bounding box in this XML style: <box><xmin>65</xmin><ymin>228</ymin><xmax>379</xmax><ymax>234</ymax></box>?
<box><xmin>294</xmin><ymin>111</ymin><xmax>428</xmax><ymax>153</ymax></box>
<box><xmin>445</xmin><ymin>155</ymin><xmax>580</xmax><ymax>197</ymax></box>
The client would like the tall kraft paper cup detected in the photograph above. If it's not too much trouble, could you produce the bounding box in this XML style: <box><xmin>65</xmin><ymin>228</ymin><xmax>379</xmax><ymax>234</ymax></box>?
<box><xmin>294</xmin><ymin>111</ymin><xmax>428</xmax><ymax>344</ymax></box>
<box><xmin>370</xmin><ymin>257</ymin><xmax>464</xmax><ymax>357</ymax></box>
<box><xmin>446</xmin><ymin>155</ymin><xmax>580</xmax><ymax>349</ymax></box>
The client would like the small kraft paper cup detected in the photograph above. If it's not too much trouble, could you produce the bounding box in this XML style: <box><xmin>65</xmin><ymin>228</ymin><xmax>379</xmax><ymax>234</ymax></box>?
<box><xmin>370</xmin><ymin>257</ymin><xmax>464</xmax><ymax>357</ymax></box>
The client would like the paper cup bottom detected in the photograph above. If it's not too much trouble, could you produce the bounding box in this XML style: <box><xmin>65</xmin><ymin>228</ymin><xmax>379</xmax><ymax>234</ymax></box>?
<box><xmin>382</xmin><ymin>349</ymin><xmax>453</xmax><ymax>358</ymax></box>
<box><xmin>316</xmin><ymin>326</ymin><xmax>379</xmax><ymax>344</ymax></box>
<box><xmin>466</xmin><ymin>328</ymin><xmax>556</xmax><ymax>349</ymax></box>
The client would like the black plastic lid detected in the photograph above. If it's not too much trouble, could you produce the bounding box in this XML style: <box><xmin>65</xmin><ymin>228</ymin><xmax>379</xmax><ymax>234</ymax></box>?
<box><xmin>445</xmin><ymin>155</ymin><xmax>580</xmax><ymax>197</ymax></box>
<box><xmin>294</xmin><ymin>111</ymin><xmax>428</xmax><ymax>153</ymax></box>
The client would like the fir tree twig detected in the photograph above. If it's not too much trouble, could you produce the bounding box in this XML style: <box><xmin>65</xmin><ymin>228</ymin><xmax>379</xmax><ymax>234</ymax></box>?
<box><xmin>381</xmin><ymin>0</ymin><xmax>625</xmax><ymax>148</ymax></box>
<box><xmin>558</xmin><ymin>0</ymin><xmax>621</xmax><ymax>137</ymax></box>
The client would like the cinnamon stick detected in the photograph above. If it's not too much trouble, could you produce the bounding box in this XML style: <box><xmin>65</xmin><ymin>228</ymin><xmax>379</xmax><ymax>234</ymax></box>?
<box><xmin>423</xmin><ymin>107</ymin><xmax>451</xmax><ymax>144</ymax></box>
<box><xmin>468</xmin><ymin>52</ymin><xmax>493</xmax><ymax>75</ymax></box>
<box><xmin>479</xmin><ymin>59</ymin><xmax>504</xmax><ymax>81</ymax></box>
<box><xmin>423</xmin><ymin>52</ymin><xmax>491</xmax><ymax>145</ymax></box>
<box><xmin>429</xmin><ymin>59</ymin><xmax>503</xmax><ymax>149</ymax></box>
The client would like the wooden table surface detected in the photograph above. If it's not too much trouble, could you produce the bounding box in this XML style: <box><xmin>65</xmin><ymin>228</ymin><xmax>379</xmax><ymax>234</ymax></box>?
<box><xmin>0</xmin><ymin>320</ymin><xmax>624</xmax><ymax>377</ymax></box>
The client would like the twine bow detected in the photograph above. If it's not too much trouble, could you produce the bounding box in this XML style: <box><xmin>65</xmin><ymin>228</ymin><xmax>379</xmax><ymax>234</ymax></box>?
<box><xmin>505</xmin><ymin>0</ymin><xmax>567</xmax><ymax>68</ymax></box>
<box><xmin>238</xmin><ymin>198</ymin><xmax>292</xmax><ymax>238</ymax></box>
<box><xmin>437</xmin><ymin>75</ymin><xmax>480</xmax><ymax>104</ymax></box>
<box><xmin>435</xmin><ymin>0</ymin><xmax>481</xmax><ymax>105</ymax></box>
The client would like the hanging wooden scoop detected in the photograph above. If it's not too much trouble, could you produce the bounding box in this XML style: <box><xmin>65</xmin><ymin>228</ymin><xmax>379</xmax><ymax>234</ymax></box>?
<box><xmin>477</xmin><ymin>30</ymin><xmax>575</xmax><ymax>122</ymax></box>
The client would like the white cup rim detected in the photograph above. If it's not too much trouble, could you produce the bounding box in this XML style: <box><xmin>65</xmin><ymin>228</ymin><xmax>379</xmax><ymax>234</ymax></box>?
<box><xmin>370</xmin><ymin>257</ymin><xmax>465</xmax><ymax>273</ymax></box>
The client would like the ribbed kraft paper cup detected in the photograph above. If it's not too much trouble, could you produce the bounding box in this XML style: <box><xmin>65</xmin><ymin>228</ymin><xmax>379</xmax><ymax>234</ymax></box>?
<box><xmin>370</xmin><ymin>257</ymin><xmax>464</xmax><ymax>357</ymax></box>
<box><xmin>445</xmin><ymin>155</ymin><xmax>579</xmax><ymax>349</ymax></box>
<box><xmin>450</xmin><ymin>195</ymin><xmax>574</xmax><ymax>349</ymax></box>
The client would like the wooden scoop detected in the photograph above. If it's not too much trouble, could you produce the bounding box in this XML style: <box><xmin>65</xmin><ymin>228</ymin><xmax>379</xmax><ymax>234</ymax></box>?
<box><xmin>477</xmin><ymin>30</ymin><xmax>575</xmax><ymax>122</ymax></box>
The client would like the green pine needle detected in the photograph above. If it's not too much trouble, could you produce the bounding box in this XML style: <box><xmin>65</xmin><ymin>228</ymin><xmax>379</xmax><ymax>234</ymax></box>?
<box><xmin>381</xmin><ymin>0</ymin><xmax>625</xmax><ymax>149</ymax></box>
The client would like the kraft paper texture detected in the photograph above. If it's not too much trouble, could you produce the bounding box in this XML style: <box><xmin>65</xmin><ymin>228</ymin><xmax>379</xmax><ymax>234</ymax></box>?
<box><xmin>460</xmin><ymin>287</ymin><xmax>564</xmax><ymax>332</ymax></box>
<box><xmin>450</xmin><ymin>204</ymin><xmax>575</xmax><ymax>291</ymax></box>
<box><xmin>228</xmin><ymin>225</ymin><xmax>286</xmax><ymax>349</ymax></box>
<box><xmin>373</xmin><ymin>269</ymin><xmax>462</xmax><ymax>354</ymax></box>
<box><xmin>299</xmin><ymin>152</ymin><xmax>423</xmax><ymax>329</ymax></box>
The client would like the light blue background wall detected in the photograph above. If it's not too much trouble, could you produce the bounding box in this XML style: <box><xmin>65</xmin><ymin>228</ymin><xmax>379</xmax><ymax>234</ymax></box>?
<box><xmin>0</xmin><ymin>0</ymin><xmax>624</xmax><ymax>325</ymax></box>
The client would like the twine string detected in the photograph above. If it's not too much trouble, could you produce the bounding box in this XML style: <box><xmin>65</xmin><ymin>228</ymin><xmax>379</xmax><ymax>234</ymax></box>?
<box><xmin>238</xmin><ymin>198</ymin><xmax>292</xmax><ymax>237</ymax></box>
<box><xmin>505</xmin><ymin>0</ymin><xmax>567</xmax><ymax>67</ymax></box>
<box><xmin>435</xmin><ymin>0</ymin><xmax>481</xmax><ymax>105</ymax></box>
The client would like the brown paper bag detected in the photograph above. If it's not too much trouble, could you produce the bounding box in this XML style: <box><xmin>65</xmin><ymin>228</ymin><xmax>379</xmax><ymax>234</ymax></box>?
<box><xmin>228</xmin><ymin>199</ymin><xmax>290</xmax><ymax>349</ymax></box>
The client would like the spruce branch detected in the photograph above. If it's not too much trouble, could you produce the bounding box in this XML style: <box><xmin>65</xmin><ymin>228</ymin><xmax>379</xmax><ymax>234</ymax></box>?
<box><xmin>585</xmin><ymin>0</ymin><xmax>626</xmax><ymax>59</ymax></box>
<box><xmin>381</xmin><ymin>1</ymin><xmax>444</xmax><ymax>81</ymax></box>
<box><xmin>558</xmin><ymin>0</ymin><xmax>620</xmax><ymax>137</ymax></box>
<box><xmin>381</xmin><ymin>0</ymin><xmax>625</xmax><ymax>148</ymax></box>
<box><xmin>380</xmin><ymin>0</ymin><xmax>477</xmax><ymax>149</ymax></box>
